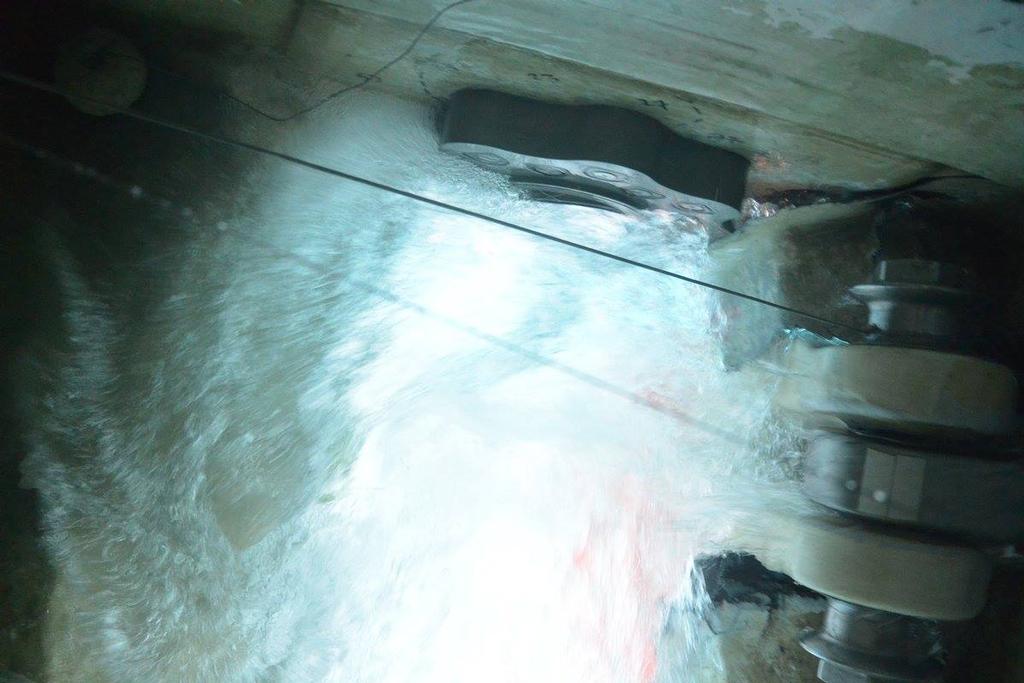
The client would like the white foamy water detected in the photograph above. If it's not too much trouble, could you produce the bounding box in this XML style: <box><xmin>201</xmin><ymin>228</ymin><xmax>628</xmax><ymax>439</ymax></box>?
<box><xmin>19</xmin><ymin>93</ymin><xmax>810</xmax><ymax>682</ymax></box>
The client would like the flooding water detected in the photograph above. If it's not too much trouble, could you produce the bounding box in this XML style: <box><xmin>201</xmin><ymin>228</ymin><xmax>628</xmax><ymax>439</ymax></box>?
<box><xmin>16</xmin><ymin>93</ymin><xmax>812</xmax><ymax>682</ymax></box>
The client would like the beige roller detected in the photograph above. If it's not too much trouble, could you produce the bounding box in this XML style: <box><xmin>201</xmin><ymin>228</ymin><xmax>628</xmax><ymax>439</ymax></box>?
<box><xmin>721</xmin><ymin>510</ymin><xmax>992</xmax><ymax>621</ymax></box>
<box><xmin>774</xmin><ymin>342</ymin><xmax>1017</xmax><ymax>437</ymax></box>
<box><xmin>784</xmin><ymin>516</ymin><xmax>991</xmax><ymax>621</ymax></box>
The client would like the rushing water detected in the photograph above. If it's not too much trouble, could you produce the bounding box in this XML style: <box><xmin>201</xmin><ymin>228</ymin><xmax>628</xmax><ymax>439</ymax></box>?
<box><xmin>18</xmin><ymin>93</ymin><xmax>811</xmax><ymax>682</ymax></box>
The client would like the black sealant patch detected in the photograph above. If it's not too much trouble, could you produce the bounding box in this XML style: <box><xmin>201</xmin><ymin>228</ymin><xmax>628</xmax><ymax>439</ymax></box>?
<box><xmin>439</xmin><ymin>89</ymin><xmax>749</xmax><ymax>230</ymax></box>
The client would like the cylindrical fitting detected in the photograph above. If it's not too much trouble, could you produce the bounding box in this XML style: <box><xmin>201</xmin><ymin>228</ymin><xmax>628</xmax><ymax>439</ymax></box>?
<box><xmin>850</xmin><ymin>260</ymin><xmax>973</xmax><ymax>343</ymax></box>
<box><xmin>801</xmin><ymin>599</ymin><xmax>943</xmax><ymax>682</ymax></box>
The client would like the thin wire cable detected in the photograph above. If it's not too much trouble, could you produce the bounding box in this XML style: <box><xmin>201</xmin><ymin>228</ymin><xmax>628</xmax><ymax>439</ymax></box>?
<box><xmin>0</xmin><ymin>69</ymin><xmax>866</xmax><ymax>335</ymax></box>
<box><xmin>2</xmin><ymin>132</ymin><xmax>748</xmax><ymax>446</ymax></box>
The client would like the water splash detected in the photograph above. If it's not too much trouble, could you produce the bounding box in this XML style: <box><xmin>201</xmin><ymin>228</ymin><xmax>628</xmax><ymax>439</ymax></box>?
<box><xmin>20</xmin><ymin>92</ymin><xmax>810</xmax><ymax>682</ymax></box>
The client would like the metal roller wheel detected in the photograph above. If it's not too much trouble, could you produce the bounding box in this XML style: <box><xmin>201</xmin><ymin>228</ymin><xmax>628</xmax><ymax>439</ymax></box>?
<box><xmin>801</xmin><ymin>598</ymin><xmax>944</xmax><ymax>683</ymax></box>
<box><xmin>804</xmin><ymin>433</ymin><xmax>1024</xmax><ymax>542</ymax></box>
<box><xmin>850</xmin><ymin>259</ymin><xmax>974</xmax><ymax>348</ymax></box>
